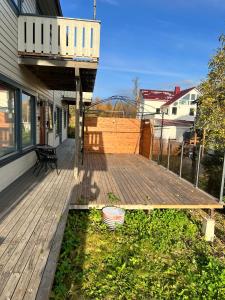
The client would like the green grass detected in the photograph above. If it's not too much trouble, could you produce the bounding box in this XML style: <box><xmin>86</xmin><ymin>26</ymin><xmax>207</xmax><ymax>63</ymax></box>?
<box><xmin>51</xmin><ymin>210</ymin><xmax>225</xmax><ymax>300</ymax></box>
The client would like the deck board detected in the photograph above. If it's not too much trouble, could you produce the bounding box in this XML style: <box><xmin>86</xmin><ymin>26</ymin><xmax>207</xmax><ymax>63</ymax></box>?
<box><xmin>71</xmin><ymin>153</ymin><xmax>223</xmax><ymax>209</ymax></box>
<box><xmin>0</xmin><ymin>139</ymin><xmax>75</xmax><ymax>299</ymax></box>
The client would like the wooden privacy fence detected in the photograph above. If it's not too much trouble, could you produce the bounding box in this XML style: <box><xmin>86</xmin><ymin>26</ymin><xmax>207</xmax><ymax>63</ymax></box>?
<box><xmin>84</xmin><ymin>117</ymin><xmax>145</xmax><ymax>154</ymax></box>
<box><xmin>139</xmin><ymin>120</ymin><xmax>154</xmax><ymax>159</ymax></box>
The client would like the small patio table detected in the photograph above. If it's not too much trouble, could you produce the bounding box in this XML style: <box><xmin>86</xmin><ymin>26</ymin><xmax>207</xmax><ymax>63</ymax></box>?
<box><xmin>34</xmin><ymin>145</ymin><xmax>59</xmax><ymax>175</ymax></box>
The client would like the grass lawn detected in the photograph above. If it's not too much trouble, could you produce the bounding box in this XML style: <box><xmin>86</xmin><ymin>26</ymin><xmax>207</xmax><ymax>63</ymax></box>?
<box><xmin>51</xmin><ymin>209</ymin><xmax>225</xmax><ymax>300</ymax></box>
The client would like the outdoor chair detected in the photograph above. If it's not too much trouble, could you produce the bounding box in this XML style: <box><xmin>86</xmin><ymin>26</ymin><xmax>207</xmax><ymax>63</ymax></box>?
<box><xmin>33</xmin><ymin>147</ymin><xmax>59</xmax><ymax>176</ymax></box>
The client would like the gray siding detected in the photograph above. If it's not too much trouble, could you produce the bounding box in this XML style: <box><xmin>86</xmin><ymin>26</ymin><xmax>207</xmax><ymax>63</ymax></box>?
<box><xmin>0</xmin><ymin>0</ymin><xmax>52</xmax><ymax>99</ymax></box>
<box><xmin>0</xmin><ymin>0</ymin><xmax>68</xmax><ymax>191</ymax></box>
<box><xmin>22</xmin><ymin>0</ymin><xmax>37</xmax><ymax>14</ymax></box>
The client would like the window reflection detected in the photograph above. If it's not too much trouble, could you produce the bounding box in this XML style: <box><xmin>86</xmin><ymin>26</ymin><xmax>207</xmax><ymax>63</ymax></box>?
<box><xmin>48</xmin><ymin>103</ymin><xmax>53</xmax><ymax>130</ymax></box>
<box><xmin>22</xmin><ymin>93</ymin><xmax>32</xmax><ymax>147</ymax></box>
<box><xmin>0</xmin><ymin>83</ymin><xmax>16</xmax><ymax>158</ymax></box>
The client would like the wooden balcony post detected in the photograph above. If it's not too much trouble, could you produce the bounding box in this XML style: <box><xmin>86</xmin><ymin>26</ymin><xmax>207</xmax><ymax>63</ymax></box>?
<box><xmin>74</xmin><ymin>69</ymin><xmax>81</xmax><ymax>178</ymax></box>
<box><xmin>79</xmin><ymin>89</ymin><xmax>83</xmax><ymax>162</ymax></box>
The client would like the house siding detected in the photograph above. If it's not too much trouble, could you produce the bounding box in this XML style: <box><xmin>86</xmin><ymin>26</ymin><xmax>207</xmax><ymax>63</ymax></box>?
<box><xmin>22</xmin><ymin>0</ymin><xmax>37</xmax><ymax>14</ymax></box>
<box><xmin>0</xmin><ymin>0</ymin><xmax>68</xmax><ymax>192</ymax></box>
<box><xmin>0</xmin><ymin>151</ymin><xmax>36</xmax><ymax>192</ymax></box>
<box><xmin>0</xmin><ymin>0</ymin><xmax>53</xmax><ymax>99</ymax></box>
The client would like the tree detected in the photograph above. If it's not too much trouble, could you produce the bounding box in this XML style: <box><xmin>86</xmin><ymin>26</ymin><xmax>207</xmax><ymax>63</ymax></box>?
<box><xmin>196</xmin><ymin>35</ymin><xmax>225</xmax><ymax>150</ymax></box>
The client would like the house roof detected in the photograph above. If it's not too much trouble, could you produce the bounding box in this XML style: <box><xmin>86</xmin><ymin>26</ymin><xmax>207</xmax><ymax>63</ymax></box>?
<box><xmin>154</xmin><ymin>119</ymin><xmax>194</xmax><ymax>127</ymax></box>
<box><xmin>140</xmin><ymin>89</ymin><xmax>174</xmax><ymax>101</ymax></box>
<box><xmin>140</xmin><ymin>86</ymin><xmax>196</xmax><ymax>106</ymax></box>
<box><xmin>162</xmin><ymin>87</ymin><xmax>195</xmax><ymax>107</ymax></box>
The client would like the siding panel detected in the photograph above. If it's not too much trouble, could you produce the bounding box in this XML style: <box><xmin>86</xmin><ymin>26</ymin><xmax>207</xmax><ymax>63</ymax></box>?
<box><xmin>22</xmin><ymin>0</ymin><xmax>37</xmax><ymax>14</ymax></box>
<box><xmin>0</xmin><ymin>0</ymin><xmax>53</xmax><ymax>99</ymax></box>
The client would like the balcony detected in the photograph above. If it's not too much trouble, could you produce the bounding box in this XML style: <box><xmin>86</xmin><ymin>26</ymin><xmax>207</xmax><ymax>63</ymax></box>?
<box><xmin>18</xmin><ymin>15</ymin><xmax>100</xmax><ymax>61</ymax></box>
<box><xmin>18</xmin><ymin>15</ymin><xmax>101</xmax><ymax>92</ymax></box>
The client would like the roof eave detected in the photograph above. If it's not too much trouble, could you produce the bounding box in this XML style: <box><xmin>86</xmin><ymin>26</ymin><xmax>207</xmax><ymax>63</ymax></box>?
<box><xmin>55</xmin><ymin>0</ymin><xmax>63</xmax><ymax>16</ymax></box>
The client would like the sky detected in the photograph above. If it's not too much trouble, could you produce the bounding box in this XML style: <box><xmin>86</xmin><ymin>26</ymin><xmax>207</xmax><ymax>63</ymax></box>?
<box><xmin>61</xmin><ymin>0</ymin><xmax>225</xmax><ymax>98</ymax></box>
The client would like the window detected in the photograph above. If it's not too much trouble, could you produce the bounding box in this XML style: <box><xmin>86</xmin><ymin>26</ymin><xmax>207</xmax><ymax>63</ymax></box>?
<box><xmin>182</xmin><ymin>94</ymin><xmax>190</xmax><ymax>100</ymax></box>
<box><xmin>156</xmin><ymin>108</ymin><xmax>160</xmax><ymax>114</ymax></box>
<box><xmin>189</xmin><ymin>108</ymin><xmax>195</xmax><ymax>116</ymax></box>
<box><xmin>0</xmin><ymin>79</ymin><xmax>36</xmax><ymax>163</ymax></box>
<box><xmin>22</xmin><ymin>92</ymin><xmax>34</xmax><ymax>147</ymax></box>
<box><xmin>64</xmin><ymin>110</ymin><xmax>67</xmax><ymax>128</ymax></box>
<box><xmin>191</xmin><ymin>94</ymin><xmax>196</xmax><ymax>101</ymax></box>
<box><xmin>180</xmin><ymin>94</ymin><xmax>190</xmax><ymax>105</ymax></box>
<box><xmin>172</xmin><ymin>107</ymin><xmax>177</xmax><ymax>115</ymax></box>
<box><xmin>48</xmin><ymin>103</ymin><xmax>53</xmax><ymax>130</ymax></box>
<box><xmin>0</xmin><ymin>83</ymin><xmax>16</xmax><ymax>158</ymax></box>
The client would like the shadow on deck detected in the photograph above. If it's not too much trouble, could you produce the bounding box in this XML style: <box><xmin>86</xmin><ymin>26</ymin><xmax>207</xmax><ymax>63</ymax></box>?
<box><xmin>70</xmin><ymin>153</ymin><xmax>223</xmax><ymax>210</ymax></box>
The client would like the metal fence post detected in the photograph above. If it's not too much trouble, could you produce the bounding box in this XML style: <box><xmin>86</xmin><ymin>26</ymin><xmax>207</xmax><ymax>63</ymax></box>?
<box><xmin>167</xmin><ymin>139</ymin><xmax>171</xmax><ymax>170</ymax></box>
<box><xmin>179</xmin><ymin>142</ymin><xmax>184</xmax><ymax>177</ymax></box>
<box><xmin>219</xmin><ymin>151</ymin><xmax>225</xmax><ymax>203</ymax></box>
<box><xmin>157</xmin><ymin>139</ymin><xmax>160</xmax><ymax>164</ymax></box>
<box><xmin>195</xmin><ymin>145</ymin><xmax>202</xmax><ymax>188</ymax></box>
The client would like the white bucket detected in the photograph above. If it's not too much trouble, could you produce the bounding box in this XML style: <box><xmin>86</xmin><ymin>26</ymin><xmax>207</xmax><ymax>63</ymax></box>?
<box><xmin>102</xmin><ymin>206</ymin><xmax>125</xmax><ymax>230</ymax></box>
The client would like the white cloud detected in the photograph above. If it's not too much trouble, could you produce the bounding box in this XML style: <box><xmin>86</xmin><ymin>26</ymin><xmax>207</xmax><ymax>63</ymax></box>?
<box><xmin>99</xmin><ymin>0</ymin><xmax>119</xmax><ymax>6</ymax></box>
<box><xmin>100</xmin><ymin>65</ymin><xmax>185</xmax><ymax>78</ymax></box>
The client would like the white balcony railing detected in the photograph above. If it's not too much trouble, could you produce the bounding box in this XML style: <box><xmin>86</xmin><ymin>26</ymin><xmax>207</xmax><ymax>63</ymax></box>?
<box><xmin>18</xmin><ymin>15</ymin><xmax>100</xmax><ymax>60</ymax></box>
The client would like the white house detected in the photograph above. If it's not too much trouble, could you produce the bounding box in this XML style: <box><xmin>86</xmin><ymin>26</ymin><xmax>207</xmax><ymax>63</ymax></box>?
<box><xmin>139</xmin><ymin>86</ymin><xmax>201</xmax><ymax>141</ymax></box>
<box><xmin>0</xmin><ymin>0</ymin><xmax>100</xmax><ymax>191</ymax></box>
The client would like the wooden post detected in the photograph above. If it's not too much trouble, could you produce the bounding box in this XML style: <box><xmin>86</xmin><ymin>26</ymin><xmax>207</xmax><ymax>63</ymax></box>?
<box><xmin>79</xmin><ymin>89</ymin><xmax>83</xmax><ymax>162</ymax></box>
<box><xmin>74</xmin><ymin>70</ymin><xmax>81</xmax><ymax>178</ymax></box>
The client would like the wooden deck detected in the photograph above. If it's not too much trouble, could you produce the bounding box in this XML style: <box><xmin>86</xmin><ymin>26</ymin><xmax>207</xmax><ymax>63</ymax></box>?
<box><xmin>0</xmin><ymin>139</ymin><xmax>75</xmax><ymax>300</ymax></box>
<box><xmin>0</xmin><ymin>139</ymin><xmax>223</xmax><ymax>299</ymax></box>
<box><xmin>70</xmin><ymin>153</ymin><xmax>223</xmax><ymax>209</ymax></box>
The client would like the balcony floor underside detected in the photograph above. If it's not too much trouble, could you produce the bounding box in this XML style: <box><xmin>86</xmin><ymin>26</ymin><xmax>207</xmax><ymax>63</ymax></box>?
<box><xmin>19</xmin><ymin>57</ymin><xmax>98</xmax><ymax>91</ymax></box>
<box><xmin>0</xmin><ymin>140</ymin><xmax>222</xmax><ymax>299</ymax></box>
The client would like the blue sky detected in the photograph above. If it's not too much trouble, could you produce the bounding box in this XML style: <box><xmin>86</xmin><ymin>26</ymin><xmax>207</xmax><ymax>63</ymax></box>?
<box><xmin>61</xmin><ymin>0</ymin><xmax>224</xmax><ymax>98</ymax></box>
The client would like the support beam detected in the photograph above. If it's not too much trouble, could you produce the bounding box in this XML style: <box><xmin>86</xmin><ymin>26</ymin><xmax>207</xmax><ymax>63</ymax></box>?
<box><xmin>79</xmin><ymin>89</ymin><xmax>83</xmax><ymax>162</ymax></box>
<box><xmin>74</xmin><ymin>70</ymin><xmax>81</xmax><ymax>178</ymax></box>
<box><xmin>18</xmin><ymin>57</ymin><xmax>98</xmax><ymax>69</ymax></box>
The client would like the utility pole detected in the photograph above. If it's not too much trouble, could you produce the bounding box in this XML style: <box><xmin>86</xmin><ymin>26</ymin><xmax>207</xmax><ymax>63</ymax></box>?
<box><xmin>93</xmin><ymin>0</ymin><xmax>97</xmax><ymax>20</ymax></box>
<box><xmin>132</xmin><ymin>77</ymin><xmax>139</xmax><ymax>117</ymax></box>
